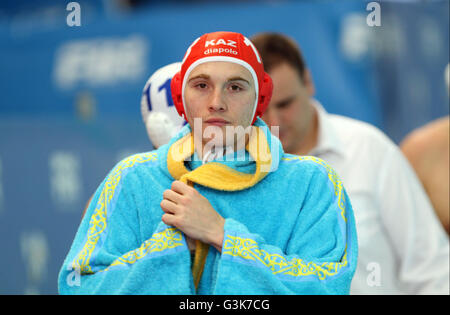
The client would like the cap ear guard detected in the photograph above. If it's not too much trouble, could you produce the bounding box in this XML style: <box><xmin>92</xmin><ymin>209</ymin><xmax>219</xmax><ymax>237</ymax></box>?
<box><xmin>253</xmin><ymin>73</ymin><xmax>273</xmax><ymax>123</ymax></box>
<box><xmin>170</xmin><ymin>71</ymin><xmax>185</xmax><ymax>119</ymax></box>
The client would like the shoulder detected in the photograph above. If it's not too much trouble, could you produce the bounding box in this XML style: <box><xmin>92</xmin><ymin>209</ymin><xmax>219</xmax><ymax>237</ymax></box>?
<box><xmin>106</xmin><ymin>150</ymin><xmax>160</xmax><ymax>183</ymax></box>
<box><xmin>400</xmin><ymin>117</ymin><xmax>449</xmax><ymax>158</ymax></box>
<box><xmin>329</xmin><ymin>114</ymin><xmax>394</xmax><ymax>146</ymax></box>
<box><xmin>326</xmin><ymin>115</ymin><xmax>400</xmax><ymax>164</ymax></box>
<box><xmin>114</xmin><ymin>151</ymin><xmax>159</xmax><ymax>171</ymax></box>
<box><xmin>400</xmin><ymin>116</ymin><xmax>449</xmax><ymax>172</ymax></box>
<box><xmin>282</xmin><ymin>153</ymin><xmax>331</xmax><ymax>167</ymax></box>
<box><xmin>280</xmin><ymin>154</ymin><xmax>347</xmax><ymax>219</ymax></box>
<box><xmin>281</xmin><ymin>154</ymin><xmax>341</xmax><ymax>181</ymax></box>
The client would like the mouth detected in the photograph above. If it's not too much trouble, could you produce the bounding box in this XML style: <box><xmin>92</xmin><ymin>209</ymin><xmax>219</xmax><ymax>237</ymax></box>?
<box><xmin>204</xmin><ymin>118</ymin><xmax>230</xmax><ymax>127</ymax></box>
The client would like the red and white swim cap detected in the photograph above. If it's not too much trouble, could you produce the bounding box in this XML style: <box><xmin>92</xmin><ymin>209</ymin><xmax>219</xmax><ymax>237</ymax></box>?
<box><xmin>171</xmin><ymin>31</ymin><xmax>273</xmax><ymax>124</ymax></box>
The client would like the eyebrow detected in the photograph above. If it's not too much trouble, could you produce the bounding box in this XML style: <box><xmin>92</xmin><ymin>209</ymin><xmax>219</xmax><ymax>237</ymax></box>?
<box><xmin>227</xmin><ymin>76</ymin><xmax>251</xmax><ymax>85</ymax></box>
<box><xmin>188</xmin><ymin>74</ymin><xmax>210</xmax><ymax>82</ymax></box>
<box><xmin>188</xmin><ymin>74</ymin><xmax>251</xmax><ymax>86</ymax></box>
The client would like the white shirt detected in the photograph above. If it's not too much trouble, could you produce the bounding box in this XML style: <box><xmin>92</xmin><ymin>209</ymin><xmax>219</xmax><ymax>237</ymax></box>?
<box><xmin>309</xmin><ymin>100</ymin><xmax>449</xmax><ymax>295</ymax></box>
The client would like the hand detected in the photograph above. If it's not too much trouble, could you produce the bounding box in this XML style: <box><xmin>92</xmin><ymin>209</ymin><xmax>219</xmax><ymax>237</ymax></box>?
<box><xmin>160</xmin><ymin>181</ymin><xmax>225</xmax><ymax>252</ymax></box>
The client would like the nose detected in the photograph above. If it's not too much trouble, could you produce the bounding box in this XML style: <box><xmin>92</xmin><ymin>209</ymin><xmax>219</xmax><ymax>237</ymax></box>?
<box><xmin>208</xmin><ymin>88</ymin><xmax>227</xmax><ymax>112</ymax></box>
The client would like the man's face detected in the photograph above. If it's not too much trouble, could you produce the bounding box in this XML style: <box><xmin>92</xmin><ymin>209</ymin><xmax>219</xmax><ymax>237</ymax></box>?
<box><xmin>262</xmin><ymin>62</ymin><xmax>315</xmax><ymax>154</ymax></box>
<box><xmin>184</xmin><ymin>61</ymin><xmax>256</xmax><ymax>149</ymax></box>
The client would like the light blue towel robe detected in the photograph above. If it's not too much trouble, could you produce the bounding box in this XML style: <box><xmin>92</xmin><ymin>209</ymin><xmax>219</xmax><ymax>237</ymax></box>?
<box><xmin>58</xmin><ymin>118</ymin><xmax>358</xmax><ymax>294</ymax></box>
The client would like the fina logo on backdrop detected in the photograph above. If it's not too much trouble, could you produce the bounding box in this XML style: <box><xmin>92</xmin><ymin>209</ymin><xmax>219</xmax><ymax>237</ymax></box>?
<box><xmin>61</xmin><ymin>2</ymin><xmax>149</xmax><ymax>88</ymax></box>
<box><xmin>53</xmin><ymin>35</ymin><xmax>149</xmax><ymax>88</ymax></box>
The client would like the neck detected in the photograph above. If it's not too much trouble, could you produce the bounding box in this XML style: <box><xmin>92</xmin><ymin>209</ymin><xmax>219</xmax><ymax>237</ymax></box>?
<box><xmin>200</xmin><ymin>146</ymin><xmax>232</xmax><ymax>164</ymax></box>
<box><xmin>192</xmin><ymin>129</ymin><xmax>251</xmax><ymax>162</ymax></box>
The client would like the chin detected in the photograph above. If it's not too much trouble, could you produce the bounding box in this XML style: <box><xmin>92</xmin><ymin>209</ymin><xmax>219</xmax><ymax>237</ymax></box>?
<box><xmin>280</xmin><ymin>138</ymin><xmax>291</xmax><ymax>151</ymax></box>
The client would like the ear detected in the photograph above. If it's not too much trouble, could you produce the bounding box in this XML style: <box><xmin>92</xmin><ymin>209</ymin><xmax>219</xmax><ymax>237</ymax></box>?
<box><xmin>255</xmin><ymin>73</ymin><xmax>273</xmax><ymax>119</ymax></box>
<box><xmin>302</xmin><ymin>69</ymin><xmax>315</xmax><ymax>97</ymax></box>
<box><xmin>170</xmin><ymin>71</ymin><xmax>185</xmax><ymax>118</ymax></box>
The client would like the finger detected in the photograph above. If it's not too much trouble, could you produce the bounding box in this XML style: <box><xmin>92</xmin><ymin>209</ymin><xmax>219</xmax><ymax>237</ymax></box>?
<box><xmin>163</xmin><ymin>189</ymin><xmax>183</xmax><ymax>204</ymax></box>
<box><xmin>160</xmin><ymin>199</ymin><xmax>178</xmax><ymax>214</ymax></box>
<box><xmin>171</xmin><ymin>180</ymin><xmax>192</xmax><ymax>195</ymax></box>
<box><xmin>162</xmin><ymin>213</ymin><xmax>178</xmax><ymax>227</ymax></box>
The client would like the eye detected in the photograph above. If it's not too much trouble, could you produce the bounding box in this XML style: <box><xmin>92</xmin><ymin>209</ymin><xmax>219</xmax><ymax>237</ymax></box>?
<box><xmin>229</xmin><ymin>84</ymin><xmax>243</xmax><ymax>92</ymax></box>
<box><xmin>276</xmin><ymin>97</ymin><xmax>295</xmax><ymax>109</ymax></box>
<box><xmin>276</xmin><ymin>101</ymin><xmax>290</xmax><ymax>109</ymax></box>
<box><xmin>195</xmin><ymin>83</ymin><xmax>208</xmax><ymax>89</ymax></box>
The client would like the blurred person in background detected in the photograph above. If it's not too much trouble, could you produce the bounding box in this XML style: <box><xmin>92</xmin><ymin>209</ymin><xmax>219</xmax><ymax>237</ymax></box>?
<box><xmin>251</xmin><ymin>32</ymin><xmax>449</xmax><ymax>295</ymax></box>
<box><xmin>400</xmin><ymin>63</ymin><xmax>450</xmax><ymax>234</ymax></box>
<box><xmin>59</xmin><ymin>31</ymin><xmax>358</xmax><ymax>294</ymax></box>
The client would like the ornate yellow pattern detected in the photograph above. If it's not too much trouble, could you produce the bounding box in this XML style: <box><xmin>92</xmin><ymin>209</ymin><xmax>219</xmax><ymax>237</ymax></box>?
<box><xmin>282</xmin><ymin>156</ymin><xmax>346</xmax><ymax>222</ymax></box>
<box><xmin>72</xmin><ymin>152</ymin><xmax>158</xmax><ymax>274</ymax></box>
<box><xmin>223</xmin><ymin>235</ymin><xmax>348</xmax><ymax>281</ymax></box>
<box><xmin>103</xmin><ymin>227</ymin><xmax>184</xmax><ymax>272</ymax></box>
<box><xmin>222</xmin><ymin>156</ymin><xmax>350</xmax><ymax>281</ymax></box>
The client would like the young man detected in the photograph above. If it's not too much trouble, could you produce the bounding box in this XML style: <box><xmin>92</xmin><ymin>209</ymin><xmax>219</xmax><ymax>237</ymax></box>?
<box><xmin>58</xmin><ymin>31</ymin><xmax>357</xmax><ymax>294</ymax></box>
<box><xmin>251</xmin><ymin>32</ymin><xmax>449</xmax><ymax>294</ymax></box>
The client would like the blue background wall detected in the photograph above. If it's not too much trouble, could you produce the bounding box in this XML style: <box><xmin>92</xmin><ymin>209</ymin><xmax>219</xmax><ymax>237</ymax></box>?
<box><xmin>0</xmin><ymin>0</ymin><xmax>448</xmax><ymax>294</ymax></box>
